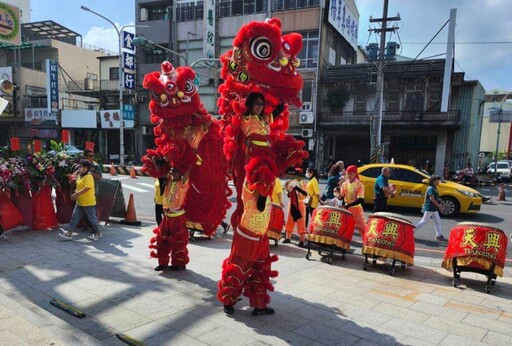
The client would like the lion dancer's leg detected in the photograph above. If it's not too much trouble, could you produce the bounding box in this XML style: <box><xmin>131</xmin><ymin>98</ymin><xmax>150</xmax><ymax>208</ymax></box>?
<box><xmin>218</xmin><ymin>227</ymin><xmax>277</xmax><ymax>315</ymax></box>
<box><xmin>149</xmin><ymin>217</ymin><xmax>173</xmax><ymax>271</ymax></box>
<box><xmin>169</xmin><ymin>213</ymin><xmax>189</xmax><ymax>269</ymax></box>
<box><xmin>243</xmin><ymin>235</ymin><xmax>278</xmax><ymax>315</ymax></box>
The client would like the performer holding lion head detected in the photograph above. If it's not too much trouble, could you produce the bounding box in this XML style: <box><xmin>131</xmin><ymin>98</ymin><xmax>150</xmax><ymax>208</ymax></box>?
<box><xmin>142</xmin><ymin>61</ymin><xmax>230</xmax><ymax>271</ymax></box>
<box><xmin>217</xmin><ymin>18</ymin><xmax>308</xmax><ymax>316</ymax></box>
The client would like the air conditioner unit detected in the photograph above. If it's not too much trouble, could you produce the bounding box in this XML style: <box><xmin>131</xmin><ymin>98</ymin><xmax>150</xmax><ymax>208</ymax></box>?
<box><xmin>136</xmin><ymin>95</ymin><xmax>148</xmax><ymax>103</ymax></box>
<box><xmin>301</xmin><ymin>102</ymin><xmax>312</xmax><ymax>111</ymax></box>
<box><xmin>299</xmin><ymin>111</ymin><xmax>314</xmax><ymax>124</ymax></box>
<box><xmin>140</xmin><ymin>8</ymin><xmax>148</xmax><ymax>22</ymax></box>
<box><xmin>141</xmin><ymin>125</ymin><xmax>150</xmax><ymax>135</ymax></box>
<box><xmin>301</xmin><ymin>129</ymin><xmax>313</xmax><ymax>138</ymax></box>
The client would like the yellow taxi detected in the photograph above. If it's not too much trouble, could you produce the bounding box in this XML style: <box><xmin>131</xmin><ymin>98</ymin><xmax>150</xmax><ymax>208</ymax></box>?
<box><xmin>358</xmin><ymin>164</ymin><xmax>483</xmax><ymax>216</ymax></box>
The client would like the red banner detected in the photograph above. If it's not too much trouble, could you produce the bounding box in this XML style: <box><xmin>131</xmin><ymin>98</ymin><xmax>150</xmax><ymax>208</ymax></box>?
<box><xmin>363</xmin><ymin>215</ymin><xmax>416</xmax><ymax>265</ymax></box>
<box><xmin>85</xmin><ymin>141</ymin><xmax>95</xmax><ymax>151</ymax></box>
<box><xmin>33</xmin><ymin>140</ymin><xmax>42</xmax><ymax>153</ymax></box>
<box><xmin>308</xmin><ymin>206</ymin><xmax>355</xmax><ymax>250</ymax></box>
<box><xmin>443</xmin><ymin>223</ymin><xmax>507</xmax><ymax>276</ymax></box>
<box><xmin>62</xmin><ymin>130</ymin><xmax>70</xmax><ymax>144</ymax></box>
<box><xmin>10</xmin><ymin>137</ymin><xmax>20</xmax><ymax>151</ymax></box>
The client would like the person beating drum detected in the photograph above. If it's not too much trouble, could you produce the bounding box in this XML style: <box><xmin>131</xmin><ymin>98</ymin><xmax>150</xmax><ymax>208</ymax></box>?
<box><xmin>339</xmin><ymin>165</ymin><xmax>366</xmax><ymax>237</ymax></box>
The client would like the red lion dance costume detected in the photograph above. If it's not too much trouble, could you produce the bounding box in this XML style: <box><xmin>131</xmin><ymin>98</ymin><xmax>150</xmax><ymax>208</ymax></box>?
<box><xmin>142</xmin><ymin>61</ymin><xmax>230</xmax><ymax>271</ymax></box>
<box><xmin>217</xmin><ymin>18</ymin><xmax>308</xmax><ymax>315</ymax></box>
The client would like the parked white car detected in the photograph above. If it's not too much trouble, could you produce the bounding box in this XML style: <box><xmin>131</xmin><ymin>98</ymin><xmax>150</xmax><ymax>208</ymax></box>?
<box><xmin>487</xmin><ymin>161</ymin><xmax>512</xmax><ymax>181</ymax></box>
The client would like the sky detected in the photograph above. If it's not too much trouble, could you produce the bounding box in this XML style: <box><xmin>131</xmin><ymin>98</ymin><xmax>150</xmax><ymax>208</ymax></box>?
<box><xmin>29</xmin><ymin>0</ymin><xmax>511</xmax><ymax>92</ymax></box>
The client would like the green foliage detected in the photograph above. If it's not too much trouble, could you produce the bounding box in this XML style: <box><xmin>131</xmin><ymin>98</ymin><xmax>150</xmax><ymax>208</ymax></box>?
<box><xmin>49</xmin><ymin>140</ymin><xmax>64</xmax><ymax>153</ymax></box>
<box><xmin>323</xmin><ymin>84</ymin><xmax>350</xmax><ymax>111</ymax></box>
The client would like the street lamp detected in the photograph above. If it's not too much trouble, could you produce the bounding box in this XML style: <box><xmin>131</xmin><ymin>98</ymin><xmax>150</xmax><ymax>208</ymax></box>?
<box><xmin>80</xmin><ymin>5</ymin><xmax>148</xmax><ymax>166</ymax></box>
<box><xmin>494</xmin><ymin>91</ymin><xmax>512</xmax><ymax>176</ymax></box>
<box><xmin>132</xmin><ymin>37</ymin><xmax>188</xmax><ymax>65</ymax></box>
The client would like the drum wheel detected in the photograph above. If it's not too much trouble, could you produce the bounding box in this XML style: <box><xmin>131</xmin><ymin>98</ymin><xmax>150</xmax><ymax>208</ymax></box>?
<box><xmin>274</xmin><ymin>239</ymin><xmax>278</xmax><ymax>247</ymax></box>
<box><xmin>453</xmin><ymin>279</ymin><xmax>458</xmax><ymax>287</ymax></box>
<box><xmin>305</xmin><ymin>253</ymin><xmax>311</xmax><ymax>260</ymax></box>
<box><xmin>363</xmin><ymin>262</ymin><xmax>368</xmax><ymax>271</ymax></box>
<box><xmin>485</xmin><ymin>284</ymin><xmax>491</xmax><ymax>294</ymax></box>
<box><xmin>401</xmin><ymin>263</ymin><xmax>406</xmax><ymax>270</ymax></box>
<box><xmin>372</xmin><ymin>258</ymin><xmax>377</xmax><ymax>266</ymax></box>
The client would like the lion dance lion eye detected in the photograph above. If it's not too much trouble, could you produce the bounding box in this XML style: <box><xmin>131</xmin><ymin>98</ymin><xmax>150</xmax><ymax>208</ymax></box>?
<box><xmin>184</xmin><ymin>80</ymin><xmax>195</xmax><ymax>93</ymax></box>
<box><xmin>250</xmin><ymin>37</ymin><xmax>272</xmax><ymax>60</ymax></box>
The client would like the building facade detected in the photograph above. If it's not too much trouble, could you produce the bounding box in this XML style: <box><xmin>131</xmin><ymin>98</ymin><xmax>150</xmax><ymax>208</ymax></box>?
<box><xmin>134</xmin><ymin>0</ymin><xmax>359</xmax><ymax>159</ymax></box>
<box><xmin>321</xmin><ymin>59</ymin><xmax>485</xmax><ymax>175</ymax></box>
<box><xmin>0</xmin><ymin>21</ymin><xmax>108</xmax><ymax>150</ymax></box>
<box><xmin>480</xmin><ymin>89</ymin><xmax>512</xmax><ymax>161</ymax></box>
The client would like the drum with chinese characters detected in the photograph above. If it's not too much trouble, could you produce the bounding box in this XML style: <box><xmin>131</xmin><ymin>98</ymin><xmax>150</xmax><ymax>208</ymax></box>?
<box><xmin>363</xmin><ymin>212</ymin><xmax>416</xmax><ymax>266</ymax></box>
<box><xmin>307</xmin><ymin>206</ymin><xmax>355</xmax><ymax>251</ymax></box>
<box><xmin>267</xmin><ymin>204</ymin><xmax>284</xmax><ymax>244</ymax></box>
<box><xmin>442</xmin><ymin>222</ymin><xmax>508</xmax><ymax>278</ymax></box>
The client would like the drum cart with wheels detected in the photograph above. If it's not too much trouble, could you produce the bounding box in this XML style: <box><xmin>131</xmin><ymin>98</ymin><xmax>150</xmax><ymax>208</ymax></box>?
<box><xmin>442</xmin><ymin>222</ymin><xmax>507</xmax><ymax>295</ymax></box>
<box><xmin>451</xmin><ymin>258</ymin><xmax>497</xmax><ymax>293</ymax></box>
<box><xmin>362</xmin><ymin>213</ymin><xmax>416</xmax><ymax>276</ymax></box>
<box><xmin>363</xmin><ymin>254</ymin><xmax>407</xmax><ymax>276</ymax></box>
<box><xmin>305</xmin><ymin>241</ymin><xmax>349</xmax><ymax>264</ymax></box>
<box><xmin>304</xmin><ymin>206</ymin><xmax>355</xmax><ymax>265</ymax></box>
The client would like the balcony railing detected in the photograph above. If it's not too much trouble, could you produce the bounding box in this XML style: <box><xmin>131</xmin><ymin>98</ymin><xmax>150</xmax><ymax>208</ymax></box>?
<box><xmin>320</xmin><ymin>110</ymin><xmax>460</xmax><ymax>125</ymax></box>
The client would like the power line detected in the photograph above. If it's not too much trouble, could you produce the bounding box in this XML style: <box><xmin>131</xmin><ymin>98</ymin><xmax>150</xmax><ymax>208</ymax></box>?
<box><xmin>358</xmin><ymin>41</ymin><xmax>512</xmax><ymax>45</ymax></box>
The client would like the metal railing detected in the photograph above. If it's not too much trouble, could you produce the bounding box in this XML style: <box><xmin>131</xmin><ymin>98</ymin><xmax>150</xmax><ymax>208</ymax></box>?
<box><xmin>320</xmin><ymin>110</ymin><xmax>461</xmax><ymax>124</ymax></box>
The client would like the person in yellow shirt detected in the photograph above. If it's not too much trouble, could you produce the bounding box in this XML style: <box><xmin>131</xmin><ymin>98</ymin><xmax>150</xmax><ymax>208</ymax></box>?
<box><xmin>154</xmin><ymin>178</ymin><xmax>166</xmax><ymax>225</ymax></box>
<box><xmin>59</xmin><ymin>161</ymin><xmax>102</xmax><ymax>240</ymax></box>
<box><xmin>271</xmin><ymin>177</ymin><xmax>284</xmax><ymax>207</ymax></box>
<box><xmin>305</xmin><ymin>167</ymin><xmax>320</xmax><ymax>228</ymax></box>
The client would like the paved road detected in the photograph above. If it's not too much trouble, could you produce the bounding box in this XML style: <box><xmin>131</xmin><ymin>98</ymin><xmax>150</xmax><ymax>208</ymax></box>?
<box><xmin>109</xmin><ymin>175</ymin><xmax>512</xmax><ymax>261</ymax></box>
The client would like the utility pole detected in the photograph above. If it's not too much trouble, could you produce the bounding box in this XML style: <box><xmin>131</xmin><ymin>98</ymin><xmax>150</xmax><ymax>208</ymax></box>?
<box><xmin>368</xmin><ymin>0</ymin><xmax>400</xmax><ymax>163</ymax></box>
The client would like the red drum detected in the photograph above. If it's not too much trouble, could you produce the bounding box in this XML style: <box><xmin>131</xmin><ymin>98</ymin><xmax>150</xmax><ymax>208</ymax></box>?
<box><xmin>363</xmin><ymin>212</ymin><xmax>416</xmax><ymax>266</ymax></box>
<box><xmin>307</xmin><ymin>206</ymin><xmax>355</xmax><ymax>251</ymax></box>
<box><xmin>442</xmin><ymin>222</ymin><xmax>508</xmax><ymax>277</ymax></box>
<box><xmin>267</xmin><ymin>203</ymin><xmax>284</xmax><ymax>241</ymax></box>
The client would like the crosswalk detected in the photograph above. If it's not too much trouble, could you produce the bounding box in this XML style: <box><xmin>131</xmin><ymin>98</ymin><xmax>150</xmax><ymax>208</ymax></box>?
<box><xmin>104</xmin><ymin>176</ymin><xmax>154</xmax><ymax>194</ymax></box>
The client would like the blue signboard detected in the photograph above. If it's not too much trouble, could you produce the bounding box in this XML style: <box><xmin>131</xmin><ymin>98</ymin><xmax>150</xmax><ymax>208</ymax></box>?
<box><xmin>124</xmin><ymin>72</ymin><xmax>135</xmax><ymax>90</ymax></box>
<box><xmin>123</xmin><ymin>104</ymin><xmax>135</xmax><ymax>121</ymax></box>
<box><xmin>122</xmin><ymin>31</ymin><xmax>135</xmax><ymax>51</ymax></box>
<box><xmin>123</xmin><ymin>51</ymin><xmax>135</xmax><ymax>71</ymax></box>
<box><xmin>46</xmin><ymin>59</ymin><xmax>59</xmax><ymax>117</ymax></box>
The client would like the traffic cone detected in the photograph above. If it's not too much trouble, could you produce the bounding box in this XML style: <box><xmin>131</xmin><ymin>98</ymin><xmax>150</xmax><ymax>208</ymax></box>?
<box><xmin>497</xmin><ymin>183</ymin><xmax>506</xmax><ymax>201</ymax></box>
<box><xmin>110</xmin><ymin>163</ymin><xmax>117</xmax><ymax>176</ymax></box>
<box><xmin>120</xmin><ymin>193</ymin><xmax>141</xmax><ymax>226</ymax></box>
<box><xmin>390</xmin><ymin>158</ymin><xmax>395</xmax><ymax>164</ymax></box>
<box><xmin>130</xmin><ymin>166</ymin><xmax>137</xmax><ymax>179</ymax></box>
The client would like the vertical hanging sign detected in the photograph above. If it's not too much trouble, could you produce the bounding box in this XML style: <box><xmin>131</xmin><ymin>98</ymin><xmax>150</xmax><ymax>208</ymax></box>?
<box><xmin>203</xmin><ymin>0</ymin><xmax>216</xmax><ymax>63</ymax></box>
<box><xmin>46</xmin><ymin>59</ymin><xmax>59</xmax><ymax>118</ymax></box>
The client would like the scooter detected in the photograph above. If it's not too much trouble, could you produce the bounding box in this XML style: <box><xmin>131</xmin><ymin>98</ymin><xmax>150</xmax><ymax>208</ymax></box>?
<box><xmin>451</xmin><ymin>170</ymin><xmax>479</xmax><ymax>187</ymax></box>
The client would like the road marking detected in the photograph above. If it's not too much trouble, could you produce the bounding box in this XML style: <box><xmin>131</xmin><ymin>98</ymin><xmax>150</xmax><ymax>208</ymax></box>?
<box><xmin>415</xmin><ymin>246</ymin><xmax>512</xmax><ymax>262</ymax></box>
<box><xmin>137</xmin><ymin>183</ymin><xmax>155</xmax><ymax>189</ymax></box>
<box><xmin>122</xmin><ymin>185</ymin><xmax>149</xmax><ymax>193</ymax></box>
<box><xmin>108</xmin><ymin>176</ymin><xmax>129</xmax><ymax>181</ymax></box>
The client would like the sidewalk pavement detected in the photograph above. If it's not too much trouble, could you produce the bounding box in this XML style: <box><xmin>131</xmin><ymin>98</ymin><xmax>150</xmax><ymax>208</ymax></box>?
<box><xmin>1</xmin><ymin>224</ymin><xmax>512</xmax><ymax>346</ymax></box>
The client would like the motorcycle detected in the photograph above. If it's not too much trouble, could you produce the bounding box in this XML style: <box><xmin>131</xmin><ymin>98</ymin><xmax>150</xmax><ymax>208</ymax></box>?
<box><xmin>450</xmin><ymin>170</ymin><xmax>479</xmax><ymax>187</ymax></box>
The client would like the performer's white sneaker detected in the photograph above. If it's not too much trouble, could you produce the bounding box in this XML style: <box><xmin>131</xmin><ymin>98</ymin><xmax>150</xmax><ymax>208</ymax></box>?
<box><xmin>59</xmin><ymin>232</ymin><xmax>74</xmax><ymax>240</ymax></box>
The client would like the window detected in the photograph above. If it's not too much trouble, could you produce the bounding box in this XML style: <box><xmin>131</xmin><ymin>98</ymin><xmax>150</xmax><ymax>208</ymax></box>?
<box><xmin>109</xmin><ymin>68</ymin><xmax>119</xmax><ymax>80</ymax></box>
<box><xmin>354</xmin><ymin>94</ymin><xmax>367</xmax><ymax>114</ymax></box>
<box><xmin>428</xmin><ymin>83</ymin><xmax>442</xmax><ymax>111</ymax></box>
<box><xmin>148</xmin><ymin>6</ymin><xmax>167</xmax><ymax>21</ymax></box>
<box><xmin>296</xmin><ymin>31</ymin><xmax>318</xmax><ymax>69</ymax></box>
<box><xmin>404</xmin><ymin>91</ymin><xmax>423</xmax><ymax>111</ymax></box>
<box><xmin>360</xmin><ymin>167</ymin><xmax>381</xmax><ymax>178</ymax></box>
<box><xmin>272</xmin><ymin>0</ymin><xmax>320</xmax><ymax>11</ymax></box>
<box><xmin>177</xmin><ymin>1</ymin><xmax>203</xmax><ymax>21</ymax></box>
<box><xmin>219</xmin><ymin>0</ymin><xmax>267</xmax><ymax>17</ymax></box>
<box><xmin>387</xmin><ymin>92</ymin><xmax>399</xmax><ymax>112</ymax></box>
<box><xmin>144</xmin><ymin>46</ymin><xmax>169</xmax><ymax>64</ymax></box>
<box><xmin>391</xmin><ymin>169</ymin><xmax>424</xmax><ymax>183</ymax></box>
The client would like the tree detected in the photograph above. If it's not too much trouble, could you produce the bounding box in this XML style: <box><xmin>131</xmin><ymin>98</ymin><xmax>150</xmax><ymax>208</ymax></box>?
<box><xmin>323</xmin><ymin>84</ymin><xmax>350</xmax><ymax>111</ymax></box>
